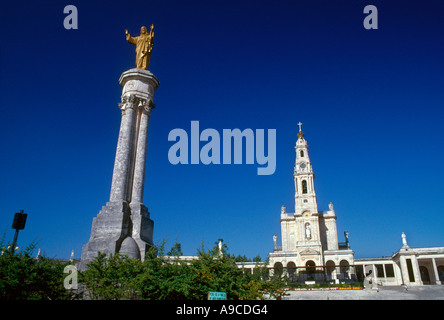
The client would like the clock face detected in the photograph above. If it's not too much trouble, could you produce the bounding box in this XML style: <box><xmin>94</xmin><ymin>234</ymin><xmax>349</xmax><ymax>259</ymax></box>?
<box><xmin>300</xmin><ymin>163</ymin><xmax>306</xmax><ymax>169</ymax></box>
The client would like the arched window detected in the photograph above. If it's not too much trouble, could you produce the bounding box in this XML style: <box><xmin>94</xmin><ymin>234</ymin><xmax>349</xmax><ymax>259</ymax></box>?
<box><xmin>438</xmin><ymin>266</ymin><xmax>444</xmax><ymax>282</ymax></box>
<box><xmin>287</xmin><ymin>262</ymin><xmax>296</xmax><ymax>276</ymax></box>
<box><xmin>326</xmin><ymin>260</ymin><xmax>336</xmax><ymax>275</ymax></box>
<box><xmin>274</xmin><ymin>262</ymin><xmax>283</xmax><ymax>277</ymax></box>
<box><xmin>420</xmin><ymin>266</ymin><xmax>430</xmax><ymax>284</ymax></box>
<box><xmin>306</xmin><ymin>260</ymin><xmax>316</xmax><ymax>280</ymax></box>
<box><xmin>302</xmin><ymin>180</ymin><xmax>308</xmax><ymax>194</ymax></box>
<box><xmin>300</xmin><ymin>150</ymin><xmax>304</xmax><ymax>157</ymax></box>
<box><xmin>339</xmin><ymin>260</ymin><xmax>349</xmax><ymax>268</ymax></box>
<box><xmin>339</xmin><ymin>260</ymin><xmax>350</xmax><ymax>279</ymax></box>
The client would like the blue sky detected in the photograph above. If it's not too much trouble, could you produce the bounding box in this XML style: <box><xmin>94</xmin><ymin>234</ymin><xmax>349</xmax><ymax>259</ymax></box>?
<box><xmin>0</xmin><ymin>0</ymin><xmax>443</xmax><ymax>260</ymax></box>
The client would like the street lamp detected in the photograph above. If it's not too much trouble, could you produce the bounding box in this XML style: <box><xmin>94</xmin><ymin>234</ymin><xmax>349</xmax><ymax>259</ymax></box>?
<box><xmin>11</xmin><ymin>210</ymin><xmax>27</xmax><ymax>252</ymax></box>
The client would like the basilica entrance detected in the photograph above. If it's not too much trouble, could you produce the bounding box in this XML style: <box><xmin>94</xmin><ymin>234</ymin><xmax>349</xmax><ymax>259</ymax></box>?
<box><xmin>306</xmin><ymin>260</ymin><xmax>316</xmax><ymax>280</ymax></box>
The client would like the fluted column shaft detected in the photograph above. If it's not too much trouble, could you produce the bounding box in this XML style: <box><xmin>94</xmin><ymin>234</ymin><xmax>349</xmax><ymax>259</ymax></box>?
<box><xmin>109</xmin><ymin>95</ymin><xmax>137</xmax><ymax>202</ymax></box>
<box><xmin>131</xmin><ymin>102</ymin><xmax>153</xmax><ymax>204</ymax></box>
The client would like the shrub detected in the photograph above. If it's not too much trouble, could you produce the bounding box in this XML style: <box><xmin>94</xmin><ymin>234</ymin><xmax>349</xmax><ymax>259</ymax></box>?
<box><xmin>0</xmin><ymin>240</ymin><xmax>76</xmax><ymax>300</ymax></box>
<box><xmin>80</xmin><ymin>240</ymin><xmax>287</xmax><ymax>300</ymax></box>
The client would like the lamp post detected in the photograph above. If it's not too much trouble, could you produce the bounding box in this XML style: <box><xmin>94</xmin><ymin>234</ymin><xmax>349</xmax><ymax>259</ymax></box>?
<box><xmin>11</xmin><ymin>210</ymin><xmax>27</xmax><ymax>252</ymax></box>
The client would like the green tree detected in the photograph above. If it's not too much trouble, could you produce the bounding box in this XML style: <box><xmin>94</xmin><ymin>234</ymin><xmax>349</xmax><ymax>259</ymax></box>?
<box><xmin>167</xmin><ymin>240</ymin><xmax>183</xmax><ymax>256</ymax></box>
<box><xmin>0</xmin><ymin>239</ymin><xmax>76</xmax><ymax>300</ymax></box>
<box><xmin>133</xmin><ymin>243</ymin><xmax>195</xmax><ymax>300</ymax></box>
<box><xmin>184</xmin><ymin>241</ymin><xmax>285</xmax><ymax>300</ymax></box>
<box><xmin>80</xmin><ymin>252</ymin><xmax>142</xmax><ymax>300</ymax></box>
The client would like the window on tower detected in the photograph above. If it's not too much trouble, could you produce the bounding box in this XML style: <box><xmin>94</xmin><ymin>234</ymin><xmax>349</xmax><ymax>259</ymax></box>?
<box><xmin>302</xmin><ymin>180</ymin><xmax>308</xmax><ymax>194</ymax></box>
<box><xmin>300</xmin><ymin>150</ymin><xmax>304</xmax><ymax>157</ymax></box>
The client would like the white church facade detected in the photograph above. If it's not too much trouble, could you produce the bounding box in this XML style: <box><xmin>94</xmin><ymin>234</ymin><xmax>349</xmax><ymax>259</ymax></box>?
<box><xmin>165</xmin><ymin>124</ymin><xmax>444</xmax><ymax>287</ymax></box>
<box><xmin>263</xmin><ymin>124</ymin><xmax>444</xmax><ymax>286</ymax></box>
<box><xmin>267</xmin><ymin>124</ymin><xmax>355</xmax><ymax>284</ymax></box>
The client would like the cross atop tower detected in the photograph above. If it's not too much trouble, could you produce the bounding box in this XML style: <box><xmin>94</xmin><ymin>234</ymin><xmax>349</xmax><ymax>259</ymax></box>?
<box><xmin>297</xmin><ymin>122</ymin><xmax>304</xmax><ymax>139</ymax></box>
<box><xmin>297</xmin><ymin>122</ymin><xmax>303</xmax><ymax>132</ymax></box>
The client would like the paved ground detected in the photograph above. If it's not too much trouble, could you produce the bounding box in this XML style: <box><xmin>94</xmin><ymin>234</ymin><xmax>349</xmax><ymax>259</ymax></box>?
<box><xmin>283</xmin><ymin>285</ymin><xmax>444</xmax><ymax>300</ymax></box>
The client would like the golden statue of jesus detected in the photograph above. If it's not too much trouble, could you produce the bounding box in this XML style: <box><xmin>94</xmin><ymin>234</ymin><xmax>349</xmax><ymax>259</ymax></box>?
<box><xmin>125</xmin><ymin>25</ymin><xmax>154</xmax><ymax>70</ymax></box>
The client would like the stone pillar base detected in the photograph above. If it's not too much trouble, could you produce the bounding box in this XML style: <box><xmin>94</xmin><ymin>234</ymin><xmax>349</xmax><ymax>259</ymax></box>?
<box><xmin>78</xmin><ymin>200</ymin><xmax>153</xmax><ymax>270</ymax></box>
<box><xmin>130</xmin><ymin>202</ymin><xmax>154</xmax><ymax>260</ymax></box>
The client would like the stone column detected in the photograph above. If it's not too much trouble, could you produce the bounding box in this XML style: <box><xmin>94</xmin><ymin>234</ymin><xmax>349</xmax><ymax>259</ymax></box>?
<box><xmin>411</xmin><ymin>256</ymin><xmax>422</xmax><ymax>285</ymax></box>
<box><xmin>399</xmin><ymin>256</ymin><xmax>410</xmax><ymax>285</ymax></box>
<box><xmin>432</xmin><ymin>258</ymin><xmax>442</xmax><ymax>285</ymax></box>
<box><xmin>79</xmin><ymin>69</ymin><xmax>159</xmax><ymax>270</ymax></box>
<box><xmin>129</xmin><ymin>101</ymin><xmax>155</xmax><ymax>261</ymax></box>
<box><xmin>118</xmin><ymin>69</ymin><xmax>159</xmax><ymax>261</ymax></box>
<box><xmin>131</xmin><ymin>101</ymin><xmax>153</xmax><ymax>204</ymax></box>
<box><xmin>109</xmin><ymin>95</ymin><xmax>138</xmax><ymax>202</ymax></box>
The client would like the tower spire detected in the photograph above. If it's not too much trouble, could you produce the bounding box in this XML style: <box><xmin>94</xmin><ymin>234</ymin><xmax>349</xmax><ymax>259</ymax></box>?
<box><xmin>297</xmin><ymin>122</ymin><xmax>304</xmax><ymax>139</ymax></box>
<box><xmin>294</xmin><ymin>124</ymin><xmax>317</xmax><ymax>215</ymax></box>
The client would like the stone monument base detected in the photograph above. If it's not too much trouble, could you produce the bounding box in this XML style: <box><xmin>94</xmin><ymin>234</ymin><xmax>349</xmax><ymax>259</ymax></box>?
<box><xmin>78</xmin><ymin>200</ymin><xmax>153</xmax><ymax>270</ymax></box>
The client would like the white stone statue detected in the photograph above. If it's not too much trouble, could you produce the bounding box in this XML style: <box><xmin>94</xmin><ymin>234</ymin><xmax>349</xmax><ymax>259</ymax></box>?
<box><xmin>218</xmin><ymin>240</ymin><xmax>223</xmax><ymax>257</ymax></box>
<box><xmin>402</xmin><ymin>232</ymin><xmax>409</xmax><ymax>248</ymax></box>
<box><xmin>273</xmin><ymin>234</ymin><xmax>277</xmax><ymax>249</ymax></box>
<box><xmin>281</xmin><ymin>205</ymin><xmax>286</xmax><ymax>214</ymax></box>
<box><xmin>305</xmin><ymin>223</ymin><xmax>311</xmax><ymax>240</ymax></box>
<box><xmin>328</xmin><ymin>202</ymin><xmax>334</xmax><ymax>211</ymax></box>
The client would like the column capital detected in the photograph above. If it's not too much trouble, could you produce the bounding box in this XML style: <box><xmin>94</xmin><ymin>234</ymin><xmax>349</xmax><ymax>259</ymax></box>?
<box><xmin>118</xmin><ymin>94</ymin><xmax>140</xmax><ymax>114</ymax></box>
<box><xmin>141</xmin><ymin>99</ymin><xmax>155</xmax><ymax>117</ymax></box>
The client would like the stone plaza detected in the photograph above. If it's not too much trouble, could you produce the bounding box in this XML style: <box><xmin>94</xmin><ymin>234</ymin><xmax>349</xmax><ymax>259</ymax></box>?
<box><xmin>283</xmin><ymin>285</ymin><xmax>444</xmax><ymax>300</ymax></box>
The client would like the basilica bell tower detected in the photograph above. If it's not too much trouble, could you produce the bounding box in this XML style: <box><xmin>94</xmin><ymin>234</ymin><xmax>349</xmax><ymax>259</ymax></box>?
<box><xmin>294</xmin><ymin>122</ymin><xmax>318</xmax><ymax>216</ymax></box>
<box><xmin>270</xmin><ymin>123</ymin><xmax>354</xmax><ymax>275</ymax></box>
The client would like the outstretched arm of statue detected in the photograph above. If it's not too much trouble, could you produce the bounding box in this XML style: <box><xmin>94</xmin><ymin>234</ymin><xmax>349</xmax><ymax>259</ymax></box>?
<box><xmin>147</xmin><ymin>31</ymin><xmax>154</xmax><ymax>53</ymax></box>
<box><xmin>125</xmin><ymin>29</ymin><xmax>137</xmax><ymax>44</ymax></box>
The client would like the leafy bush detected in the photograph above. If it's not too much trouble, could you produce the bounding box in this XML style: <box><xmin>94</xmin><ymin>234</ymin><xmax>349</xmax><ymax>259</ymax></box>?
<box><xmin>0</xmin><ymin>237</ymin><xmax>287</xmax><ymax>300</ymax></box>
<box><xmin>0</xmin><ymin>240</ymin><xmax>77</xmax><ymax>300</ymax></box>
<box><xmin>80</xmin><ymin>240</ymin><xmax>286</xmax><ymax>300</ymax></box>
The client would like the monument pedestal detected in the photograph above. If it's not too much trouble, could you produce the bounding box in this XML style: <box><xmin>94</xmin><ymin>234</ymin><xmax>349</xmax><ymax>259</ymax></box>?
<box><xmin>129</xmin><ymin>202</ymin><xmax>154</xmax><ymax>259</ymax></box>
<box><xmin>79</xmin><ymin>69</ymin><xmax>159</xmax><ymax>270</ymax></box>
